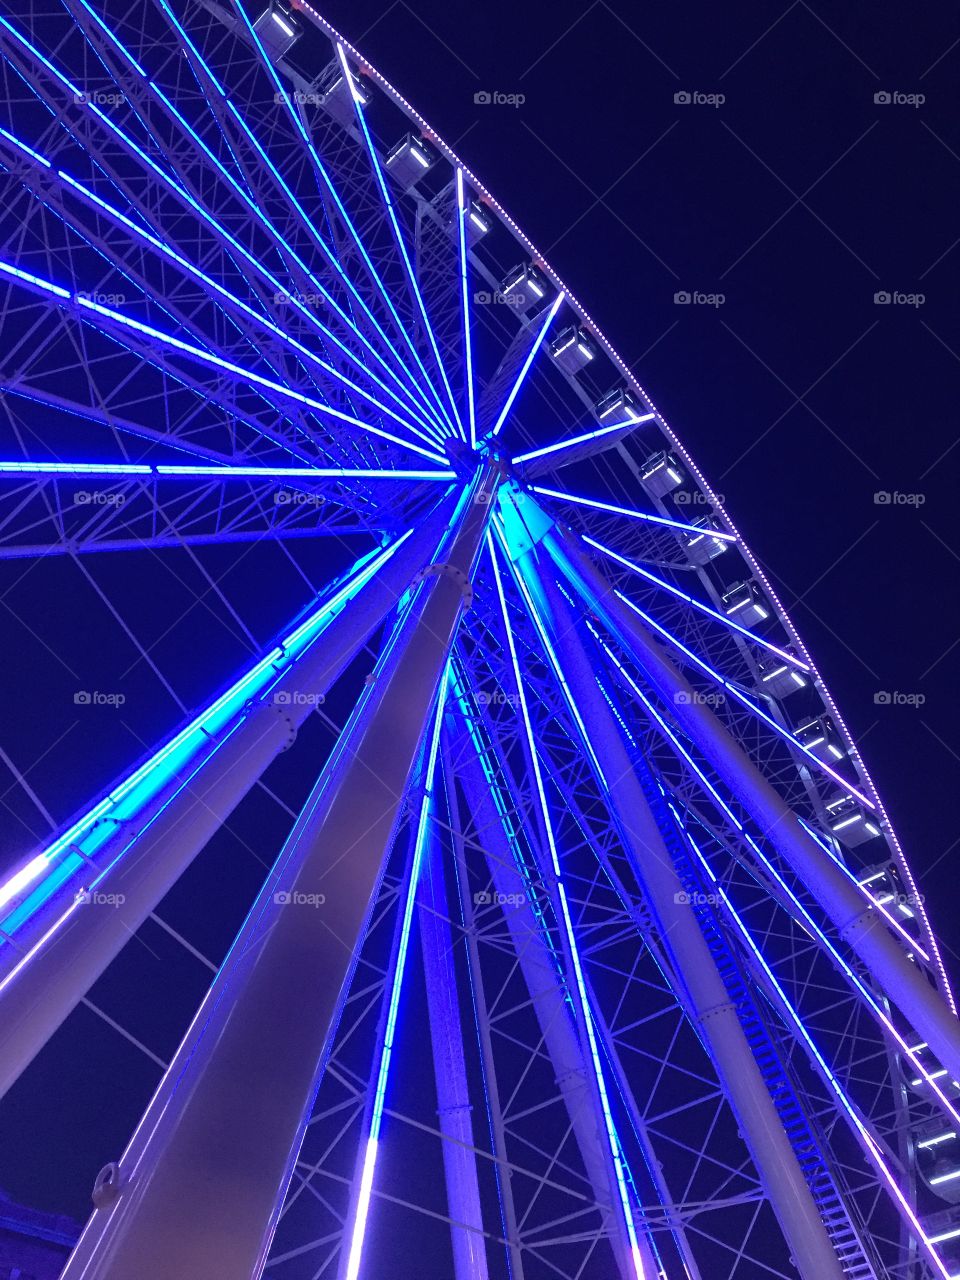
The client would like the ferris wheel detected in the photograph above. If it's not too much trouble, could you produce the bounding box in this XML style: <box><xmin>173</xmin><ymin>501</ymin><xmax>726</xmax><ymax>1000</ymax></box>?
<box><xmin>0</xmin><ymin>3</ymin><xmax>958</xmax><ymax>1279</ymax></box>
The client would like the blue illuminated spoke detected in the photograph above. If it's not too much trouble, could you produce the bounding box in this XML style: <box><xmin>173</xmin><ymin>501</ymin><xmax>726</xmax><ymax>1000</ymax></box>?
<box><xmin>0</xmin><ymin>384</ymin><xmax>271</xmax><ymax>472</ymax></box>
<box><xmin>594</xmin><ymin>627</ymin><xmax>925</xmax><ymax>963</ymax></box>
<box><xmin>511</xmin><ymin>414</ymin><xmax>656</xmax><ymax>467</ymax></box>
<box><xmin>341</xmin><ymin>675</ymin><xmax>448</xmax><ymax>1280</ymax></box>
<box><xmin>149</xmin><ymin>77</ymin><xmax>449</xmax><ymax>447</ymax></box>
<box><xmin>491</xmin><ymin>523</ymin><xmax>604</xmax><ymax>783</ymax></box>
<box><xmin>486</xmin><ymin>531</ymin><xmax>650</xmax><ymax>1280</ymax></box>
<box><xmin>0</xmin><ymin>132</ymin><xmax>314</xmax><ymax>452</ymax></box>
<box><xmin>0</xmin><ymin>14</ymin><xmax>448</xmax><ymax>449</ymax></box>
<box><xmin>13</xmin><ymin>136</ymin><xmax>443</xmax><ymax>453</ymax></box>
<box><xmin>531</xmin><ymin>485</ymin><xmax>738</xmax><ymax>542</ymax></box>
<box><xmin>455</xmin><ymin>170</ymin><xmax>478</xmax><ymax>451</ymax></box>
<box><xmin>584</xmin><ymin>534</ymin><xmax>802</xmax><ymax>670</ymax></box>
<box><xmin>89</xmin><ymin>0</ymin><xmax>451</xmax><ymax>443</ymax></box>
<box><xmin>1</xmin><ymin>140</ymin><xmax>416</xmax><ymax>457</ymax></box>
<box><xmin>0</xmin><ymin>462</ymin><xmax>455</xmax><ymax>480</ymax></box>
<box><xmin>200</xmin><ymin>0</ymin><xmax>451</xmax><ymax>441</ymax></box>
<box><xmin>0</xmin><ymin>533</ymin><xmax>417</xmax><ymax>938</ymax></box>
<box><xmin>612</xmin><ymin>587</ymin><xmax>875</xmax><ymax>807</ymax></box>
<box><xmin>488</xmin><ymin>291</ymin><xmax>565</xmax><ymax>439</ymax></box>
<box><xmin>0</xmin><ymin>258</ymin><xmax>451</xmax><ymax>466</ymax></box>
<box><xmin>68</xmin><ymin>0</ymin><xmax>146</xmax><ymax>71</ymax></box>
<box><xmin>336</xmin><ymin>43</ymin><xmax>465</xmax><ymax>442</ymax></box>
<box><xmin>159</xmin><ymin>0</ymin><xmax>451</xmax><ymax>442</ymax></box>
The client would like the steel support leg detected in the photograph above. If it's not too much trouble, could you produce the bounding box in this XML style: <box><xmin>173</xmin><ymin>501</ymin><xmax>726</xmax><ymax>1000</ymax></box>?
<box><xmin>444</xmin><ymin>739</ymin><xmax>526</xmax><ymax>1280</ymax></box>
<box><xmin>452</xmin><ymin>706</ymin><xmax>656</xmax><ymax>1280</ymax></box>
<box><xmin>58</xmin><ymin>473</ymin><xmax>494</xmax><ymax>1280</ymax></box>
<box><xmin>515</xmin><ymin>545</ymin><xmax>845</xmax><ymax>1280</ymax></box>
<box><xmin>333</xmin><ymin>826</ymin><xmax>419</xmax><ymax>1280</ymax></box>
<box><xmin>0</xmin><ymin>496</ymin><xmax>459</xmax><ymax>1101</ymax></box>
<box><xmin>417</xmin><ymin>797</ymin><xmax>490</xmax><ymax>1280</ymax></box>
<box><xmin>546</xmin><ymin>525</ymin><xmax>960</xmax><ymax>1085</ymax></box>
<box><xmin>454</xmin><ymin>674</ymin><xmax>707</xmax><ymax>1279</ymax></box>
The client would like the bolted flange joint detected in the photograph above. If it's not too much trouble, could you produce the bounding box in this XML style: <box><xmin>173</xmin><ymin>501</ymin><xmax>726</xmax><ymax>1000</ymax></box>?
<box><xmin>410</xmin><ymin>562</ymin><xmax>474</xmax><ymax>609</ymax></box>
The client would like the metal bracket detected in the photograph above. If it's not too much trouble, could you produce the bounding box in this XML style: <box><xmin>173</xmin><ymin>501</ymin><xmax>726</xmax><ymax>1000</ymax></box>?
<box><xmin>411</xmin><ymin>562</ymin><xmax>474</xmax><ymax>609</ymax></box>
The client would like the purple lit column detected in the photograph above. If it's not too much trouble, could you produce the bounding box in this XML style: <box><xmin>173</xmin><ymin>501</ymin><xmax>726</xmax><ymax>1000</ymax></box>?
<box><xmin>417</xmin><ymin>820</ymin><xmax>490</xmax><ymax>1280</ymax></box>
<box><xmin>547</xmin><ymin>525</ymin><xmax>960</xmax><ymax>1087</ymax></box>
<box><xmin>453</xmin><ymin>718</ymin><xmax>656</xmax><ymax>1280</ymax></box>
<box><xmin>515</xmin><ymin>544</ymin><xmax>845</xmax><ymax>1280</ymax></box>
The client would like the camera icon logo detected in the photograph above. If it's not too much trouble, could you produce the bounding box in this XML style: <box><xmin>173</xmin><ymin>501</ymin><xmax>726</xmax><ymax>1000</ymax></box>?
<box><xmin>674</xmin><ymin>91</ymin><xmax>691</xmax><ymax>105</ymax></box>
<box><xmin>873</xmin><ymin>491</ymin><xmax>892</xmax><ymax>505</ymax></box>
<box><xmin>873</xmin><ymin>290</ymin><xmax>891</xmax><ymax>305</ymax></box>
<box><xmin>474</xmin><ymin>90</ymin><xmax>491</xmax><ymax>105</ymax></box>
<box><xmin>674</xmin><ymin>290</ymin><xmax>691</xmax><ymax>304</ymax></box>
<box><xmin>274</xmin><ymin>891</ymin><xmax>291</xmax><ymax>905</ymax></box>
<box><xmin>874</xmin><ymin>691</ymin><xmax>892</xmax><ymax>705</ymax></box>
<box><xmin>74</xmin><ymin>690</ymin><xmax>91</xmax><ymax>705</ymax></box>
<box><xmin>474</xmin><ymin>890</ymin><xmax>492</xmax><ymax>905</ymax></box>
<box><xmin>874</xmin><ymin>91</ymin><xmax>891</xmax><ymax>105</ymax></box>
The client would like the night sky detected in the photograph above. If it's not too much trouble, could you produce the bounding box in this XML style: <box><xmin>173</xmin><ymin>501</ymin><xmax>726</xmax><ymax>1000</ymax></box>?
<box><xmin>1</xmin><ymin>0</ymin><xmax>960</xmax><ymax>1260</ymax></box>
<box><xmin>315</xmin><ymin>0</ymin><xmax>960</xmax><ymax>965</ymax></box>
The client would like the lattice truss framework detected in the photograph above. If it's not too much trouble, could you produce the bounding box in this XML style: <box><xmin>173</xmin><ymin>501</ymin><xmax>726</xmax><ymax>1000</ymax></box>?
<box><xmin>0</xmin><ymin>3</ymin><xmax>957</xmax><ymax>1280</ymax></box>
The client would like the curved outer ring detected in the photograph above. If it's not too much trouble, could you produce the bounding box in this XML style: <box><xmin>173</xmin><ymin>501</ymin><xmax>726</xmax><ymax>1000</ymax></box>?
<box><xmin>290</xmin><ymin>0</ymin><xmax>950</xmax><ymax>1008</ymax></box>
